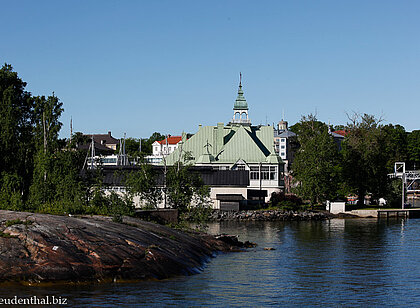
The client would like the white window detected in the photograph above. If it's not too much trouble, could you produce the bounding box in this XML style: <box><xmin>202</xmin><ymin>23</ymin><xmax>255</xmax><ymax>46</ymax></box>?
<box><xmin>250</xmin><ymin>166</ymin><xmax>259</xmax><ymax>180</ymax></box>
<box><xmin>270</xmin><ymin>166</ymin><xmax>277</xmax><ymax>180</ymax></box>
<box><xmin>261</xmin><ymin>166</ymin><xmax>269</xmax><ymax>180</ymax></box>
<box><xmin>281</xmin><ymin>138</ymin><xmax>286</xmax><ymax>143</ymax></box>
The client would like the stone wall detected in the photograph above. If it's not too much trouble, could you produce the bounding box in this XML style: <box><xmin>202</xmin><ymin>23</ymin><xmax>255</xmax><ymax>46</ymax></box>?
<box><xmin>209</xmin><ymin>210</ymin><xmax>329</xmax><ymax>221</ymax></box>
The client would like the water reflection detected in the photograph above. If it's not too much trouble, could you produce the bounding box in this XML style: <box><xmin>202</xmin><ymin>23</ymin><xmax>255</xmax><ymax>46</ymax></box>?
<box><xmin>2</xmin><ymin>218</ymin><xmax>420</xmax><ymax>307</ymax></box>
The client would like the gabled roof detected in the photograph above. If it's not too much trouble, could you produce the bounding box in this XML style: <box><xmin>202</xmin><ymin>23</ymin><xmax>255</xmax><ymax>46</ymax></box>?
<box><xmin>86</xmin><ymin>131</ymin><xmax>119</xmax><ymax>145</ymax></box>
<box><xmin>333</xmin><ymin>130</ymin><xmax>348</xmax><ymax>137</ymax></box>
<box><xmin>164</xmin><ymin>124</ymin><xmax>281</xmax><ymax>165</ymax></box>
<box><xmin>157</xmin><ymin>136</ymin><xmax>182</xmax><ymax>145</ymax></box>
<box><xmin>216</xmin><ymin>126</ymin><xmax>267</xmax><ymax>163</ymax></box>
<box><xmin>331</xmin><ymin>132</ymin><xmax>345</xmax><ymax>139</ymax></box>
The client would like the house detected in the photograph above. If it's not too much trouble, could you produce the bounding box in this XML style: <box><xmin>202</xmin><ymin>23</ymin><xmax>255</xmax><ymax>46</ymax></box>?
<box><xmin>331</xmin><ymin>130</ymin><xmax>348</xmax><ymax>150</ymax></box>
<box><xmin>273</xmin><ymin>120</ymin><xmax>296</xmax><ymax>175</ymax></box>
<box><xmin>163</xmin><ymin>76</ymin><xmax>284</xmax><ymax>210</ymax></box>
<box><xmin>87</xmin><ymin>131</ymin><xmax>119</xmax><ymax>151</ymax></box>
<box><xmin>145</xmin><ymin>135</ymin><xmax>183</xmax><ymax>165</ymax></box>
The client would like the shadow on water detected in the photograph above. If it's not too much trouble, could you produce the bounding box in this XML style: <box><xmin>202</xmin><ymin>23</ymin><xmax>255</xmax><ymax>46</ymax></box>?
<box><xmin>2</xmin><ymin>218</ymin><xmax>420</xmax><ymax>307</ymax></box>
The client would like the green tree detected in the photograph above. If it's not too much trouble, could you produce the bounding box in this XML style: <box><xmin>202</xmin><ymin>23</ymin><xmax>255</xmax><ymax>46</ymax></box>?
<box><xmin>291</xmin><ymin>114</ymin><xmax>341</xmax><ymax>205</ymax></box>
<box><xmin>407</xmin><ymin>130</ymin><xmax>420</xmax><ymax>169</ymax></box>
<box><xmin>166</xmin><ymin>164</ymin><xmax>211</xmax><ymax>216</ymax></box>
<box><xmin>142</xmin><ymin>132</ymin><xmax>165</xmax><ymax>154</ymax></box>
<box><xmin>124</xmin><ymin>138</ymin><xmax>141</xmax><ymax>156</ymax></box>
<box><xmin>341</xmin><ymin>113</ymin><xmax>389</xmax><ymax>205</ymax></box>
<box><xmin>29</xmin><ymin>94</ymin><xmax>64</xmax><ymax>209</ymax></box>
<box><xmin>125</xmin><ymin>164</ymin><xmax>162</xmax><ymax>209</ymax></box>
<box><xmin>382</xmin><ymin>124</ymin><xmax>408</xmax><ymax>170</ymax></box>
<box><xmin>0</xmin><ymin>64</ymin><xmax>35</xmax><ymax>208</ymax></box>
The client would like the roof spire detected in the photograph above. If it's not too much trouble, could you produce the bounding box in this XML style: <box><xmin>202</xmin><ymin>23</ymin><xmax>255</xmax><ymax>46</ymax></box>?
<box><xmin>234</xmin><ymin>73</ymin><xmax>248</xmax><ymax>110</ymax></box>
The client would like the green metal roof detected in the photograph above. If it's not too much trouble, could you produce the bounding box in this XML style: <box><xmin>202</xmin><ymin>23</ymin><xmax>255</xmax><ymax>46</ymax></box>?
<box><xmin>233</xmin><ymin>84</ymin><xmax>248</xmax><ymax>110</ymax></box>
<box><xmin>163</xmin><ymin>123</ymin><xmax>281</xmax><ymax>166</ymax></box>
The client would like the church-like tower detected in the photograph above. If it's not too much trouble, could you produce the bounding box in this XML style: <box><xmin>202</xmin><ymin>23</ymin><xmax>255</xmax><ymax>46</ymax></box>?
<box><xmin>230</xmin><ymin>73</ymin><xmax>250</xmax><ymax>125</ymax></box>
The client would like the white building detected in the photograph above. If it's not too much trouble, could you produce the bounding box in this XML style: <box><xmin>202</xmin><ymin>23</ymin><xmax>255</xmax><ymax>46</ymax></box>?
<box><xmin>145</xmin><ymin>135</ymin><xmax>183</xmax><ymax>165</ymax></box>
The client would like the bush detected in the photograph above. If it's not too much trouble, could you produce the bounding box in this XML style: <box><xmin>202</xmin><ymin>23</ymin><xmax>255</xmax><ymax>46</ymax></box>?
<box><xmin>86</xmin><ymin>190</ymin><xmax>134</xmax><ymax>222</ymax></box>
<box><xmin>270</xmin><ymin>192</ymin><xmax>303</xmax><ymax>211</ymax></box>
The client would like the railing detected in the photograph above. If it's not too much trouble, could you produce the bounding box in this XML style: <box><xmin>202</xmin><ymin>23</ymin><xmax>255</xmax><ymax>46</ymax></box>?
<box><xmin>231</xmin><ymin>119</ymin><xmax>251</xmax><ymax>124</ymax></box>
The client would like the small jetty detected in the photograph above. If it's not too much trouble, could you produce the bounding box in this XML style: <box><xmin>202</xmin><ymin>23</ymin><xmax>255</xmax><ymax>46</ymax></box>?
<box><xmin>377</xmin><ymin>208</ymin><xmax>420</xmax><ymax>219</ymax></box>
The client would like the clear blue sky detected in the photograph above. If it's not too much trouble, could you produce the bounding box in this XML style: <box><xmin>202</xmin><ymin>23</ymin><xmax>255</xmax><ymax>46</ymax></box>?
<box><xmin>1</xmin><ymin>0</ymin><xmax>419</xmax><ymax>139</ymax></box>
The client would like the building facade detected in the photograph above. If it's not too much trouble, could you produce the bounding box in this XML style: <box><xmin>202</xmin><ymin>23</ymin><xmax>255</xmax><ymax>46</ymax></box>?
<box><xmin>164</xmin><ymin>77</ymin><xmax>284</xmax><ymax>209</ymax></box>
<box><xmin>145</xmin><ymin>135</ymin><xmax>183</xmax><ymax>165</ymax></box>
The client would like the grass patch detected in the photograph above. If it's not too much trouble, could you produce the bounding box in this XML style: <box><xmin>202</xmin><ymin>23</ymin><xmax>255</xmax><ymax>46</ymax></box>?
<box><xmin>5</xmin><ymin>219</ymin><xmax>33</xmax><ymax>227</ymax></box>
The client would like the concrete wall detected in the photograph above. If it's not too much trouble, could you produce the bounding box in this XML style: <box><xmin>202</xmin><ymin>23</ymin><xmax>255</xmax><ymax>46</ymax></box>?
<box><xmin>348</xmin><ymin>210</ymin><xmax>378</xmax><ymax>218</ymax></box>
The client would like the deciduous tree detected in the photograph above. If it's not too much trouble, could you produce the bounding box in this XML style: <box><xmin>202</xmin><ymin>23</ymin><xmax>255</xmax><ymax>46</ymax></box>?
<box><xmin>291</xmin><ymin>114</ymin><xmax>341</xmax><ymax>205</ymax></box>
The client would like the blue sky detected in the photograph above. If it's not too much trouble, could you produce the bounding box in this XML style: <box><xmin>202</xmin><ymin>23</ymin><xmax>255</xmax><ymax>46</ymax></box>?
<box><xmin>1</xmin><ymin>0</ymin><xmax>419</xmax><ymax>138</ymax></box>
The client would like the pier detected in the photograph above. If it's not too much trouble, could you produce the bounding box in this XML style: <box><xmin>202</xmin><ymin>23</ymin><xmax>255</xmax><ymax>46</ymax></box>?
<box><xmin>377</xmin><ymin>208</ymin><xmax>420</xmax><ymax>219</ymax></box>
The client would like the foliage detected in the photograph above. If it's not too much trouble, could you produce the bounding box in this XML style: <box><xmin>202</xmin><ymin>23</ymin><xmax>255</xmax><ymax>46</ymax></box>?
<box><xmin>125</xmin><ymin>164</ymin><xmax>162</xmax><ymax>209</ymax></box>
<box><xmin>141</xmin><ymin>132</ymin><xmax>165</xmax><ymax>155</ymax></box>
<box><xmin>407</xmin><ymin>130</ymin><xmax>420</xmax><ymax>169</ymax></box>
<box><xmin>180</xmin><ymin>185</ymin><xmax>213</xmax><ymax>225</ymax></box>
<box><xmin>0</xmin><ymin>64</ymin><xmax>35</xmax><ymax>208</ymax></box>
<box><xmin>87</xmin><ymin>189</ymin><xmax>134</xmax><ymax>221</ymax></box>
<box><xmin>270</xmin><ymin>191</ymin><xmax>303</xmax><ymax>211</ymax></box>
<box><xmin>341</xmin><ymin>113</ymin><xmax>390</xmax><ymax>205</ymax></box>
<box><xmin>5</xmin><ymin>219</ymin><xmax>33</xmax><ymax>227</ymax></box>
<box><xmin>291</xmin><ymin>114</ymin><xmax>341</xmax><ymax>204</ymax></box>
<box><xmin>0</xmin><ymin>172</ymin><xmax>24</xmax><ymax>210</ymax></box>
<box><xmin>70</xmin><ymin>132</ymin><xmax>89</xmax><ymax>148</ymax></box>
<box><xmin>166</xmin><ymin>163</ymin><xmax>212</xmax><ymax>224</ymax></box>
<box><xmin>382</xmin><ymin>124</ymin><xmax>408</xmax><ymax>170</ymax></box>
<box><xmin>385</xmin><ymin>179</ymin><xmax>403</xmax><ymax>208</ymax></box>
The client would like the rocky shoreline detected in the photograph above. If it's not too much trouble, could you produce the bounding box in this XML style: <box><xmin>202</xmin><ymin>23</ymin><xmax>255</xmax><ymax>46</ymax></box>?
<box><xmin>0</xmin><ymin>210</ymin><xmax>247</xmax><ymax>285</ymax></box>
<box><xmin>208</xmin><ymin>210</ymin><xmax>331</xmax><ymax>221</ymax></box>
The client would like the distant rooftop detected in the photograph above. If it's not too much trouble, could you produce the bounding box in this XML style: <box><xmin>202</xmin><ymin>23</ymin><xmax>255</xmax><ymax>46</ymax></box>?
<box><xmin>157</xmin><ymin>136</ymin><xmax>182</xmax><ymax>145</ymax></box>
<box><xmin>333</xmin><ymin>130</ymin><xmax>348</xmax><ymax>137</ymax></box>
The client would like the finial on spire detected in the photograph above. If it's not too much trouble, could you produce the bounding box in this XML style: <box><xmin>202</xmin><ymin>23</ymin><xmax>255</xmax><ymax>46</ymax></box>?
<box><xmin>239</xmin><ymin>72</ymin><xmax>242</xmax><ymax>87</ymax></box>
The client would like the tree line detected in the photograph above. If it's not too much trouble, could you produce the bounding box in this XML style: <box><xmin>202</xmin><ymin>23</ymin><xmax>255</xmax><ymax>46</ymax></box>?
<box><xmin>290</xmin><ymin>113</ymin><xmax>420</xmax><ymax>207</ymax></box>
<box><xmin>0</xmin><ymin>64</ymin><xmax>210</xmax><ymax>220</ymax></box>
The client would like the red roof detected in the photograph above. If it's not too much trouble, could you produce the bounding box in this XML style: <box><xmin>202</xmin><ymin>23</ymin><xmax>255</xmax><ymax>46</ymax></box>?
<box><xmin>158</xmin><ymin>136</ymin><xmax>182</xmax><ymax>145</ymax></box>
<box><xmin>333</xmin><ymin>130</ymin><xmax>349</xmax><ymax>137</ymax></box>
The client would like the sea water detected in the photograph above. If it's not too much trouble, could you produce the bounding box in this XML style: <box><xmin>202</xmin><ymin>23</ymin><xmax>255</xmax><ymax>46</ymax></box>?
<box><xmin>2</xmin><ymin>218</ymin><xmax>420</xmax><ymax>307</ymax></box>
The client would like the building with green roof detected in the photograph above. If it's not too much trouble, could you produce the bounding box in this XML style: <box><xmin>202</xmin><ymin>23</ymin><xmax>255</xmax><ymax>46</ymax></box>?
<box><xmin>164</xmin><ymin>76</ymin><xmax>284</xmax><ymax>210</ymax></box>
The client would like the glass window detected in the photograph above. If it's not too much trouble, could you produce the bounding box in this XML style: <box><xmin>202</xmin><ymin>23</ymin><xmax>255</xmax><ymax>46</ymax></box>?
<box><xmin>270</xmin><ymin>166</ymin><xmax>277</xmax><ymax>180</ymax></box>
<box><xmin>261</xmin><ymin>166</ymin><xmax>269</xmax><ymax>180</ymax></box>
<box><xmin>250</xmin><ymin>166</ymin><xmax>259</xmax><ymax>180</ymax></box>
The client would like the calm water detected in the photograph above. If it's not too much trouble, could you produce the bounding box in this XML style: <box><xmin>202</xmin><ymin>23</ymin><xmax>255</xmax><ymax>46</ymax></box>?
<box><xmin>2</xmin><ymin>218</ymin><xmax>420</xmax><ymax>307</ymax></box>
